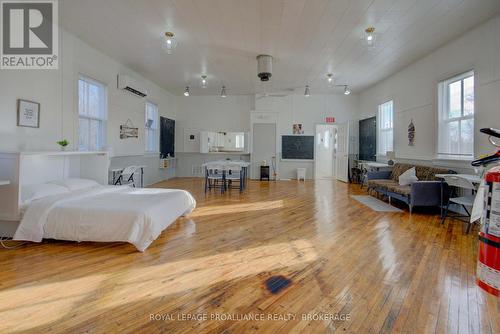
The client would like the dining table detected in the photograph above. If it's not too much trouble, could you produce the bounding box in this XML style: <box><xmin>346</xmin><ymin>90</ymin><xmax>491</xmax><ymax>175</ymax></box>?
<box><xmin>202</xmin><ymin>160</ymin><xmax>251</xmax><ymax>190</ymax></box>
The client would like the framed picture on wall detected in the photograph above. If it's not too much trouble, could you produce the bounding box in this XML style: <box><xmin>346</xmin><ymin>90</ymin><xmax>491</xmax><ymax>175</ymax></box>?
<box><xmin>17</xmin><ymin>99</ymin><xmax>40</xmax><ymax>128</ymax></box>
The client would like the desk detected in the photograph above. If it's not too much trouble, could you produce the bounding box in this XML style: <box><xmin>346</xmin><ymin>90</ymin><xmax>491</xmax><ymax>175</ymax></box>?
<box><xmin>110</xmin><ymin>166</ymin><xmax>146</xmax><ymax>188</ymax></box>
<box><xmin>0</xmin><ymin>181</ymin><xmax>10</xmax><ymax>186</ymax></box>
<box><xmin>435</xmin><ymin>174</ymin><xmax>482</xmax><ymax>218</ymax></box>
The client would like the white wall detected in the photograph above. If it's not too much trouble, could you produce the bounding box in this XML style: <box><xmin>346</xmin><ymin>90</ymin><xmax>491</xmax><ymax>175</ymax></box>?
<box><xmin>0</xmin><ymin>29</ymin><xmax>177</xmax><ymax>185</ymax></box>
<box><xmin>254</xmin><ymin>94</ymin><xmax>360</xmax><ymax>179</ymax></box>
<box><xmin>359</xmin><ymin>14</ymin><xmax>500</xmax><ymax>170</ymax></box>
<box><xmin>174</xmin><ymin>95</ymin><xmax>254</xmax><ymax>177</ymax></box>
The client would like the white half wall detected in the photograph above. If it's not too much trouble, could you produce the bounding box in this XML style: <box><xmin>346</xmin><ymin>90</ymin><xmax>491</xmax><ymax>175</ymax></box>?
<box><xmin>0</xmin><ymin>28</ymin><xmax>177</xmax><ymax>185</ymax></box>
<box><xmin>359</xmin><ymin>14</ymin><xmax>500</xmax><ymax>170</ymax></box>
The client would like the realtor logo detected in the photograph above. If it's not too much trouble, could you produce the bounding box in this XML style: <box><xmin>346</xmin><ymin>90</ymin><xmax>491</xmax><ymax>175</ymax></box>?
<box><xmin>1</xmin><ymin>0</ymin><xmax>58</xmax><ymax>69</ymax></box>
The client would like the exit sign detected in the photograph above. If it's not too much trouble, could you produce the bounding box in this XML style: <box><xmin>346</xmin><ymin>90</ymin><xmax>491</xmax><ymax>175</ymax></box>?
<box><xmin>326</xmin><ymin>117</ymin><xmax>335</xmax><ymax>123</ymax></box>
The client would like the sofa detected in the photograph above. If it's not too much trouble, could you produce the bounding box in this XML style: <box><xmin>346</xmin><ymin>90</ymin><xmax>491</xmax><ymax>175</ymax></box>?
<box><xmin>367</xmin><ymin>163</ymin><xmax>453</xmax><ymax>213</ymax></box>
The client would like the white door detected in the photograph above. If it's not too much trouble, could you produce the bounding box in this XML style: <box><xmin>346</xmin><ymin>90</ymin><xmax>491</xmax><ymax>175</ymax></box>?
<box><xmin>335</xmin><ymin>122</ymin><xmax>349</xmax><ymax>182</ymax></box>
<box><xmin>315</xmin><ymin>124</ymin><xmax>335</xmax><ymax>179</ymax></box>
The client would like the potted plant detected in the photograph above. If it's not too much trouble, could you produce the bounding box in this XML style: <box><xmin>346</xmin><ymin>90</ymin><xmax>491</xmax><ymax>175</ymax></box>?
<box><xmin>56</xmin><ymin>139</ymin><xmax>69</xmax><ymax>151</ymax></box>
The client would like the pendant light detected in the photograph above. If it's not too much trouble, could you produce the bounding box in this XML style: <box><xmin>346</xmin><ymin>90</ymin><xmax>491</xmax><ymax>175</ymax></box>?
<box><xmin>201</xmin><ymin>75</ymin><xmax>207</xmax><ymax>88</ymax></box>
<box><xmin>344</xmin><ymin>85</ymin><xmax>351</xmax><ymax>95</ymax></box>
<box><xmin>326</xmin><ymin>74</ymin><xmax>334</xmax><ymax>85</ymax></box>
<box><xmin>163</xmin><ymin>32</ymin><xmax>178</xmax><ymax>55</ymax></box>
<box><xmin>304</xmin><ymin>85</ymin><xmax>310</xmax><ymax>97</ymax></box>
<box><xmin>184</xmin><ymin>86</ymin><xmax>190</xmax><ymax>97</ymax></box>
<box><xmin>220</xmin><ymin>86</ymin><xmax>227</xmax><ymax>98</ymax></box>
<box><xmin>364</xmin><ymin>27</ymin><xmax>376</xmax><ymax>48</ymax></box>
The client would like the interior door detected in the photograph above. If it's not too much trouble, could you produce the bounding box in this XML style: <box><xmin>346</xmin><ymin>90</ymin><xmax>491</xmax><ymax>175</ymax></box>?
<box><xmin>336</xmin><ymin>123</ymin><xmax>349</xmax><ymax>182</ymax></box>
<box><xmin>315</xmin><ymin>124</ymin><xmax>335</xmax><ymax>179</ymax></box>
<box><xmin>252</xmin><ymin>123</ymin><xmax>276</xmax><ymax>179</ymax></box>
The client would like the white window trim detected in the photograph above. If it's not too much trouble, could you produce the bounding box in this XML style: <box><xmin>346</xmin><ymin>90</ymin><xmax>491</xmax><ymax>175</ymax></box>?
<box><xmin>436</xmin><ymin>70</ymin><xmax>474</xmax><ymax>160</ymax></box>
<box><xmin>78</xmin><ymin>75</ymin><xmax>108</xmax><ymax>152</ymax></box>
<box><xmin>145</xmin><ymin>101</ymin><xmax>159</xmax><ymax>153</ymax></box>
<box><xmin>376</xmin><ymin>100</ymin><xmax>394</xmax><ymax>157</ymax></box>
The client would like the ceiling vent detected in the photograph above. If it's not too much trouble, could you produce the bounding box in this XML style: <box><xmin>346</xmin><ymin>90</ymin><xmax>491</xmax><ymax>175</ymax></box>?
<box><xmin>117</xmin><ymin>74</ymin><xmax>148</xmax><ymax>97</ymax></box>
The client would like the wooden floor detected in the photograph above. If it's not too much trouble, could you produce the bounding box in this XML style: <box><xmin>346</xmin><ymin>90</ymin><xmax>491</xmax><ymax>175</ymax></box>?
<box><xmin>0</xmin><ymin>178</ymin><xmax>498</xmax><ymax>334</ymax></box>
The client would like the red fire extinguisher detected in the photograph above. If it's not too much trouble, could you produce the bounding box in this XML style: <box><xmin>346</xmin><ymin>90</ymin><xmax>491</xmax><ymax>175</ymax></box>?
<box><xmin>477</xmin><ymin>165</ymin><xmax>500</xmax><ymax>296</ymax></box>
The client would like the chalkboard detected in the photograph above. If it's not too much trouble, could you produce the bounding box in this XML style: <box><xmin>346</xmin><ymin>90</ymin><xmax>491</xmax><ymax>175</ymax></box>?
<box><xmin>282</xmin><ymin>135</ymin><xmax>314</xmax><ymax>160</ymax></box>
<box><xmin>160</xmin><ymin>117</ymin><xmax>175</xmax><ymax>158</ymax></box>
<box><xmin>359</xmin><ymin>116</ymin><xmax>376</xmax><ymax>161</ymax></box>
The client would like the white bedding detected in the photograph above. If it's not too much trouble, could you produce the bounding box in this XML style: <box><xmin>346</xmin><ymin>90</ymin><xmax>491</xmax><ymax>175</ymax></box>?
<box><xmin>13</xmin><ymin>186</ymin><xmax>196</xmax><ymax>251</ymax></box>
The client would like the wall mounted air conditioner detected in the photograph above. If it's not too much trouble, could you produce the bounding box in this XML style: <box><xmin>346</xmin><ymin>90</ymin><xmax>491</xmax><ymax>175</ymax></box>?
<box><xmin>117</xmin><ymin>74</ymin><xmax>148</xmax><ymax>97</ymax></box>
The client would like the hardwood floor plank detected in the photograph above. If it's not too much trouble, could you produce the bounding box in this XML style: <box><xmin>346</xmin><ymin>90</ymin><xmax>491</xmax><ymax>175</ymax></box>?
<box><xmin>0</xmin><ymin>178</ymin><xmax>496</xmax><ymax>334</ymax></box>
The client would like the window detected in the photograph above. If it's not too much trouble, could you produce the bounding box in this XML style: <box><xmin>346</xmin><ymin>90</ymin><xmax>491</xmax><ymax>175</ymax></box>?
<box><xmin>145</xmin><ymin>102</ymin><xmax>159</xmax><ymax>152</ymax></box>
<box><xmin>235</xmin><ymin>133</ymin><xmax>245</xmax><ymax>150</ymax></box>
<box><xmin>438</xmin><ymin>71</ymin><xmax>474</xmax><ymax>158</ymax></box>
<box><xmin>377</xmin><ymin>100</ymin><xmax>394</xmax><ymax>156</ymax></box>
<box><xmin>78</xmin><ymin>76</ymin><xmax>107</xmax><ymax>151</ymax></box>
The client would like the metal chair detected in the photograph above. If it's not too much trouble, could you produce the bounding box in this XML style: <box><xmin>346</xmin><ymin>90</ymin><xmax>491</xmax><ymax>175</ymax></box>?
<box><xmin>114</xmin><ymin>166</ymin><xmax>138</xmax><ymax>187</ymax></box>
<box><xmin>205</xmin><ymin>164</ymin><xmax>225</xmax><ymax>194</ymax></box>
<box><xmin>225</xmin><ymin>164</ymin><xmax>243</xmax><ymax>192</ymax></box>
<box><xmin>441</xmin><ymin>175</ymin><xmax>477</xmax><ymax>233</ymax></box>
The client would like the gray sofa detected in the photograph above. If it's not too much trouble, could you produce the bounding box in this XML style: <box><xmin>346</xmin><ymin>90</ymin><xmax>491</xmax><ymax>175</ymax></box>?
<box><xmin>367</xmin><ymin>163</ymin><xmax>453</xmax><ymax>213</ymax></box>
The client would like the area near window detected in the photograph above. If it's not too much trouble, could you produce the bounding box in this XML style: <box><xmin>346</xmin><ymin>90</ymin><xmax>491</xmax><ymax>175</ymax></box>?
<box><xmin>377</xmin><ymin>100</ymin><xmax>394</xmax><ymax>156</ymax></box>
<box><xmin>437</xmin><ymin>71</ymin><xmax>474</xmax><ymax>158</ymax></box>
<box><xmin>145</xmin><ymin>102</ymin><xmax>159</xmax><ymax>152</ymax></box>
<box><xmin>78</xmin><ymin>76</ymin><xmax>107</xmax><ymax>151</ymax></box>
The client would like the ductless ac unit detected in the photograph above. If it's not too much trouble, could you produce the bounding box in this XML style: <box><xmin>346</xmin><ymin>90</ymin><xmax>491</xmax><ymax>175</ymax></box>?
<box><xmin>117</xmin><ymin>74</ymin><xmax>148</xmax><ymax>97</ymax></box>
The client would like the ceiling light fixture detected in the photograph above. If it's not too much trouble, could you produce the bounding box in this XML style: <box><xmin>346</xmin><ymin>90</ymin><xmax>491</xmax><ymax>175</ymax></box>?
<box><xmin>365</xmin><ymin>27</ymin><xmax>376</xmax><ymax>48</ymax></box>
<box><xmin>163</xmin><ymin>32</ymin><xmax>178</xmax><ymax>55</ymax></box>
<box><xmin>184</xmin><ymin>86</ymin><xmax>190</xmax><ymax>97</ymax></box>
<box><xmin>201</xmin><ymin>75</ymin><xmax>207</xmax><ymax>88</ymax></box>
<box><xmin>344</xmin><ymin>85</ymin><xmax>351</xmax><ymax>95</ymax></box>
<box><xmin>221</xmin><ymin>86</ymin><xmax>227</xmax><ymax>98</ymax></box>
<box><xmin>326</xmin><ymin>73</ymin><xmax>334</xmax><ymax>85</ymax></box>
<box><xmin>304</xmin><ymin>85</ymin><xmax>310</xmax><ymax>97</ymax></box>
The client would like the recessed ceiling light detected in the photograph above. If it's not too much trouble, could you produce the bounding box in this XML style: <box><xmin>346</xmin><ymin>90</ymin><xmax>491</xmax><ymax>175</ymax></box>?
<box><xmin>184</xmin><ymin>86</ymin><xmax>190</xmax><ymax>97</ymax></box>
<box><xmin>163</xmin><ymin>32</ymin><xmax>177</xmax><ymax>55</ymax></box>
<box><xmin>304</xmin><ymin>85</ymin><xmax>310</xmax><ymax>97</ymax></box>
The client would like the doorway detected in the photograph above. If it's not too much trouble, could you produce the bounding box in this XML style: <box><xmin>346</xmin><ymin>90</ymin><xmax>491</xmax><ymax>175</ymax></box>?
<box><xmin>251</xmin><ymin>123</ymin><xmax>276</xmax><ymax>180</ymax></box>
<box><xmin>315</xmin><ymin>124</ymin><xmax>336</xmax><ymax>179</ymax></box>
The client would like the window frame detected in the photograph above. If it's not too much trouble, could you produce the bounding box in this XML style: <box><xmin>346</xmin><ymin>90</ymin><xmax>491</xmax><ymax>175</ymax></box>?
<box><xmin>437</xmin><ymin>70</ymin><xmax>474</xmax><ymax>159</ymax></box>
<box><xmin>145</xmin><ymin>101</ymin><xmax>159</xmax><ymax>153</ymax></box>
<box><xmin>376</xmin><ymin>100</ymin><xmax>394</xmax><ymax>157</ymax></box>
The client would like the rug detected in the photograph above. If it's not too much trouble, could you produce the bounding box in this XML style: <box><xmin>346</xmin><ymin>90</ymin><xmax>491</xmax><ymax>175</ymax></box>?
<box><xmin>350</xmin><ymin>195</ymin><xmax>403</xmax><ymax>212</ymax></box>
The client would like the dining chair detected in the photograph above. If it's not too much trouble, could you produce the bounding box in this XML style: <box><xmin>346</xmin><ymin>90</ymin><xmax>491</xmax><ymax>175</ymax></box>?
<box><xmin>225</xmin><ymin>164</ymin><xmax>243</xmax><ymax>192</ymax></box>
<box><xmin>441</xmin><ymin>175</ymin><xmax>477</xmax><ymax>233</ymax></box>
<box><xmin>114</xmin><ymin>166</ymin><xmax>138</xmax><ymax>187</ymax></box>
<box><xmin>205</xmin><ymin>164</ymin><xmax>225</xmax><ymax>194</ymax></box>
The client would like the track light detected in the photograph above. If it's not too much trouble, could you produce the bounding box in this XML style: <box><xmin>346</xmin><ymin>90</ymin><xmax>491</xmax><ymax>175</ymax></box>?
<box><xmin>184</xmin><ymin>86</ymin><xmax>190</xmax><ymax>97</ymax></box>
<box><xmin>220</xmin><ymin>86</ymin><xmax>227</xmax><ymax>98</ymax></box>
<box><xmin>344</xmin><ymin>86</ymin><xmax>351</xmax><ymax>95</ymax></box>
<box><xmin>201</xmin><ymin>75</ymin><xmax>207</xmax><ymax>88</ymax></box>
<box><xmin>304</xmin><ymin>85</ymin><xmax>310</xmax><ymax>97</ymax></box>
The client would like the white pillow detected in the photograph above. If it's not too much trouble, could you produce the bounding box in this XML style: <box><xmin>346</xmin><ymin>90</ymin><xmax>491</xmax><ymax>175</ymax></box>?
<box><xmin>21</xmin><ymin>183</ymin><xmax>70</xmax><ymax>204</ymax></box>
<box><xmin>399</xmin><ymin>167</ymin><xmax>419</xmax><ymax>186</ymax></box>
<box><xmin>49</xmin><ymin>178</ymin><xmax>99</xmax><ymax>191</ymax></box>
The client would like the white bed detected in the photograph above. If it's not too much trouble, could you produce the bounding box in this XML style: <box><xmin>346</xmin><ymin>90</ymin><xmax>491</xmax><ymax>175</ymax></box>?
<box><xmin>14</xmin><ymin>184</ymin><xmax>196</xmax><ymax>251</ymax></box>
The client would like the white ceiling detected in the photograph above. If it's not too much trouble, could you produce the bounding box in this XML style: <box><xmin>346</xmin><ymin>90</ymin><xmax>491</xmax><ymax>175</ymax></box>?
<box><xmin>60</xmin><ymin>0</ymin><xmax>500</xmax><ymax>96</ymax></box>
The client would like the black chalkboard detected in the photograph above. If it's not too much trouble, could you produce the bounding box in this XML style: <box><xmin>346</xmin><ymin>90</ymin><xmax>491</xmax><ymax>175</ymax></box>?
<box><xmin>160</xmin><ymin>117</ymin><xmax>175</xmax><ymax>158</ymax></box>
<box><xmin>282</xmin><ymin>135</ymin><xmax>314</xmax><ymax>160</ymax></box>
<box><xmin>359</xmin><ymin>116</ymin><xmax>376</xmax><ymax>161</ymax></box>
